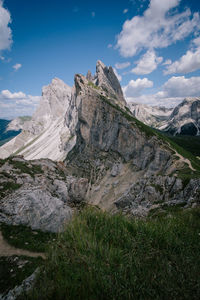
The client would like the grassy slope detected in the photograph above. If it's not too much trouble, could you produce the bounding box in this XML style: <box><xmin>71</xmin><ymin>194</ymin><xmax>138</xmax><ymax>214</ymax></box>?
<box><xmin>165</xmin><ymin>135</ymin><xmax>200</xmax><ymax>157</ymax></box>
<box><xmin>27</xmin><ymin>207</ymin><xmax>200</xmax><ymax>300</ymax></box>
<box><xmin>0</xmin><ymin>224</ymin><xmax>56</xmax><ymax>296</ymax></box>
<box><xmin>99</xmin><ymin>95</ymin><xmax>200</xmax><ymax>176</ymax></box>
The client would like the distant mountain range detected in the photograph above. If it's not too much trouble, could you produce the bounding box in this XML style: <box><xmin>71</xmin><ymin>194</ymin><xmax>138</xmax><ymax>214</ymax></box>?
<box><xmin>129</xmin><ymin>97</ymin><xmax>200</xmax><ymax>136</ymax></box>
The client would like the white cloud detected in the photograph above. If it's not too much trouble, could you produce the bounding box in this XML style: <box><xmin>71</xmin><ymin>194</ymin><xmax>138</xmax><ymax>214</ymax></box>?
<box><xmin>1</xmin><ymin>90</ymin><xmax>26</xmax><ymax>99</ymax></box>
<box><xmin>0</xmin><ymin>0</ymin><xmax>12</xmax><ymax>51</ymax></box>
<box><xmin>193</xmin><ymin>36</ymin><xmax>200</xmax><ymax>47</ymax></box>
<box><xmin>107</xmin><ymin>44</ymin><xmax>112</xmax><ymax>48</ymax></box>
<box><xmin>162</xmin><ymin>59</ymin><xmax>172</xmax><ymax>65</ymax></box>
<box><xmin>91</xmin><ymin>11</ymin><xmax>95</xmax><ymax>18</ymax></box>
<box><xmin>123</xmin><ymin>78</ymin><xmax>153</xmax><ymax>97</ymax></box>
<box><xmin>13</xmin><ymin>63</ymin><xmax>22</xmax><ymax>71</ymax></box>
<box><xmin>131</xmin><ymin>50</ymin><xmax>163</xmax><ymax>74</ymax></box>
<box><xmin>123</xmin><ymin>9</ymin><xmax>128</xmax><ymax>14</ymax></box>
<box><xmin>0</xmin><ymin>89</ymin><xmax>40</xmax><ymax>119</ymax></box>
<box><xmin>124</xmin><ymin>75</ymin><xmax>200</xmax><ymax>107</ymax></box>
<box><xmin>164</xmin><ymin>47</ymin><xmax>200</xmax><ymax>74</ymax></box>
<box><xmin>161</xmin><ymin>76</ymin><xmax>200</xmax><ymax>97</ymax></box>
<box><xmin>113</xmin><ymin>68</ymin><xmax>122</xmax><ymax>81</ymax></box>
<box><xmin>116</xmin><ymin>0</ymin><xmax>200</xmax><ymax>57</ymax></box>
<box><xmin>115</xmin><ymin>62</ymin><xmax>130</xmax><ymax>69</ymax></box>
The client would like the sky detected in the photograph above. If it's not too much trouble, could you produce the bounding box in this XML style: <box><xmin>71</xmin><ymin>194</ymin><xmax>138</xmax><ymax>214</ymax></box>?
<box><xmin>0</xmin><ymin>0</ymin><xmax>200</xmax><ymax>119</ymax></box>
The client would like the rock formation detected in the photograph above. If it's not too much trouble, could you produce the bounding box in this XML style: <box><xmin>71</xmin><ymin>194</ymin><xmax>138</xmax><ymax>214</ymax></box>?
<box><xmin>0</xmin><ymin>61</ymin><xmax>200</xmax><ymax>231</ymax></box>
<box><xmin>0</xmin><ymin>156</ymin><xmax>88</xmax><ymax>232</ymax></box>
<box><xmin>129</xmin><ymin>97</ymin><xmax>200</xmax><ymax>136</ymax></box>
<box><xmin>0</xmin><ymin>78</ymin><xmax>72</xmax><ymax>160</ymax></box>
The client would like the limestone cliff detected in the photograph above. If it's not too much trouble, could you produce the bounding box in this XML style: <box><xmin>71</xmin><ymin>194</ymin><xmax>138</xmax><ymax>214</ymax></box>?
<box><xmin>0</xmin><ymin>61</ymin><xmax>199</xmax><ymax>228</ymax></box>
<box><xmin>65</xmin><ymin>66</ymin><xmax>200</xmax><ymax>216</ymax></box>
<box><xmin>0</xmin><ymin>78</ymin><xmax>72</xmax><ymax>160</ymax></box>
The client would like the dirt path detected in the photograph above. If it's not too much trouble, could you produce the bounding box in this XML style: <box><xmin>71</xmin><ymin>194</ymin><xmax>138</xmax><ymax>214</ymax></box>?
<box><xmin>0</xmin><ymin>231</ymin><xmax>45</xmax><ymax>259</ymax></box>
<box><xmin>173</xmin><ymin>149</ymin><xmax>196</xmax><ymax>171</ymax></box>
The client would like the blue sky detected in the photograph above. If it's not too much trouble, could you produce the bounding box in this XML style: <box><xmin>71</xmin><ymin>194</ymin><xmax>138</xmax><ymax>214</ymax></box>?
<box><xmin>0</xmin><ymin>0</ymin><xmax>200</xmax><ymax>119</ymax></box>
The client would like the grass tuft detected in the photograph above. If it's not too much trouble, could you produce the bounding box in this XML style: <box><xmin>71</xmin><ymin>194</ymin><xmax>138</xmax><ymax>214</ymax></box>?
<box><xmin>27</xmin><ymin>207</ymin><xmax>200</xmax><ymax>300</ymax></box>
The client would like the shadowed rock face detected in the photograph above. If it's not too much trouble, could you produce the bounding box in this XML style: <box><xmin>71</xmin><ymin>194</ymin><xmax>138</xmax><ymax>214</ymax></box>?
<box><xmin>65</xmin><ymin>69</ymin><xmax>200</xmax><ymax>215</ymax></box>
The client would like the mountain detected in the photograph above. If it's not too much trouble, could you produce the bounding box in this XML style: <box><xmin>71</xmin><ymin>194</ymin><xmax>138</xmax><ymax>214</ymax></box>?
<box><xmin>129</xmin><ymin>97</ymin><xmax>200</xmax><ymax>136</ymax></box>
<box><xmin>128</xmin><ymin>103</ymin><xmax>173</xmax><ymax>128</ymax></box>
<box><xmin>0</xmin><ymin>78</ymin><xmax>72</xmax><ymax>160</ymax></box>
<box><xmin>0</xmin><ymin>61</ymin><xmax>200</xmax><ymax>233</ymax></box>
<box><xmin>160</xmin><ymin>97</ymin><xmax>200</xmax><ymax>135</ymax></box>
<box><xmin>0</xmin><ymin>117</ymin><xmax>31</xmax><ymax>147</ymax></box>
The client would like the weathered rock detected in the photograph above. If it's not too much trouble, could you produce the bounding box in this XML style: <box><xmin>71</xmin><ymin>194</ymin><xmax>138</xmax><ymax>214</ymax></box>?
<box><xmin>0</xmin><ymin>188</ymin><xmax>72</xmax><ymax>232</ymax></box>
<box><xmin>0</xmin><ymin>157</ymin><xmax>88</xmax><ymax>232</ymax></box>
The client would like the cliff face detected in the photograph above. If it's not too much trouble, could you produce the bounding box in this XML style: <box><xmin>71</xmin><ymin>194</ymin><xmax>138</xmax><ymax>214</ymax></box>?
<box><xmin>0</xmin><ymin>78</ymin><xmax>72</xmax><ymax>160</ymax></box>
<box><xmin>0</xmin><ymin>61</ymin><xmax>199</xmax><ymax>227</ymax></box>
<box><xmin>65</xmin><ymin>65</ymin><xmax>200</xmax><ymax>215</ymax></box>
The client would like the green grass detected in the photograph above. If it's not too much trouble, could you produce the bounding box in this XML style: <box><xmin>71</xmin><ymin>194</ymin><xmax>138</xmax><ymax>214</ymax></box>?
<box><xmin>0</xmin><ymin>255</ymin><xmax>43</xmax><ymax>296</ymax></box>
<box><xmin>88</xmin><ymin>81</ymin><xmax>101</xmax><ymax>90</ymax></box>
<box><xmin>99</xmin><ymin>95</ymin><xmax>200</xmax><ymax>180</ymax></box>
<box><xmin>166</xmin><ymin>135</ymin><xmax>200</xmax><ymax>157</ymax></box>
<box><xmin>27</xmin><ymin>207</ymin><xmax>200</xmax><ymax>300</ymax></box>
<box><xmin>1</xmin><ymin>223</ymin><xmax>56</xmax><ymax>252</ymax></box>
<box><xmin>99</xmin><ymin>95</ymin><xmax>154</xmax><ymax>138</ymax></box>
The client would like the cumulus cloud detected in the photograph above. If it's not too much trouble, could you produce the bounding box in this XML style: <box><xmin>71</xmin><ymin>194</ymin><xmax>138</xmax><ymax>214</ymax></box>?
<box><xmin>123</xmin><ymin>78</ymin><xmax>153</xmax><ymax>97</ymax></box>
<box><xmin>0</xmin><ymin>0</ymin><xmax>12</xmax><ymax>52</ymax></box>
<box><xmin>0</xmin><ymin>89</ymin><xmax>40</xmax><ymax>119</ymax></box>
<box><xmin>123</xmin><ymin>76</ymin><xmax>200</xmax><ymax>107</ymax></box>
<box><xmin>131</xmin><ymin>50</ymin><xmax>163</xmax><ymax>74</ymax></box>
<box><xmin>123</xmin><ymin>9</ymin><xmax>128</xmax><ymax>14</ymax></box>
<box><xmin>1</xmin><ymin>90</ymin><xmax>26</xmax><ymax>99</ymax></box>
<box><xmin>107</xmin><ymin>44</ymin><xmax>112</xmax><ymax>48</ymax></box>
<box><xmin>13</xmin><ymin>63</ymin><xmax>22</xmax><ymax>71</ymax></box>
<box><xmin>113</xmin><ymin>68</ymin><xmax>122</xmax><ymax>81</ymax></box>
<box><xmin>116</xmin><ymin>0</ymin><xmax>200</xmax><ymax>57</ymax></box>
<box><xmin>162</xmin><ymin>59</ymin><xmax>172</xmax><ymax>65</ymax></box>
<box><xmin>160</xmin><ymin>76</ymin><xmax>200</xmax><ymax>97</ymax></box>
<box><xmin>115</xmin><ymin>62</ymin><xmax>130</xmax><ymax>69</ymax></box>
<box><xmin>164</xmin><ymin>47</ymin><xmax>200</xmax><ymax>74</ymax></box>
<box><xmin>193</xmin><ymin>36</ymin><xmax>200</xmax><ymax>47</ymax></box>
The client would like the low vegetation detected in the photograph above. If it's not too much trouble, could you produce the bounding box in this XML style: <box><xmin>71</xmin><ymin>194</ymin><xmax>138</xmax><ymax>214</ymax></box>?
<box><xmin>1</xmin><ymin>223</ymin><xmax>56</xmax><ymax>252</ymax></box>
<box><xmin>26</xmin><ymin>207</ymin><xmax>200</xmax><ymax>300</ymax></box>
<box><xmin>0</xmin><ymin>255</ymin><xmax>43</xmax><ymax>295</ymax></box>
<box><xmin>166</xmin><ymin>135</ymin><xmax>200</xmax><ymax>157</ymax></box>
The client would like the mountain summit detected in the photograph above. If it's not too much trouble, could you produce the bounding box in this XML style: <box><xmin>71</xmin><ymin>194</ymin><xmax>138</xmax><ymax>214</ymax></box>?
<box><xmin>0</xmin><ymin>61</ymin><xmax>200</xmax><ymax>223</ymax></box>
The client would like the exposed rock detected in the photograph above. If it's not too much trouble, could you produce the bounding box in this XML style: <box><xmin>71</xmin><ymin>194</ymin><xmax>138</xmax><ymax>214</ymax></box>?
<box><xmin>128</xmin><ymin>97</ymin><xmax>200</xmax><ymax>136</ymax></box>
<box><xmin>6</xmin><ymin>116</ymin><xmax>31</xmax><ymax>132</ymax></box>
<box><xmin>161</xmin><ymin>97</ymin><xmax>200</xmax><ymax>135</ymax></box>
<box><xmin>0</xmin><ymin>78</ymin><xmax>72</xmax><ymax>160</ymax></box>
<box><xmin>0</xmin><ymin>60</ymin><xmax>199</xmax><ymax>226</ymax></box>
<box><xmin>64</xmin><ymin>65</ymin><xmax>200</xmax><ymax>215</ymax></box>
<box><xmin>0</xmin><ymin>157</ymin><xmax>88</xmax><ymax>232</ymax></box>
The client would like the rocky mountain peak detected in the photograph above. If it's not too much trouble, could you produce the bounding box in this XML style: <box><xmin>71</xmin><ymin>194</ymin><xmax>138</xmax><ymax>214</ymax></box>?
<box><xmin>94</xmin><ymin>60</ymin><xmax>126</xmax><ymax>105</ymax></box>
